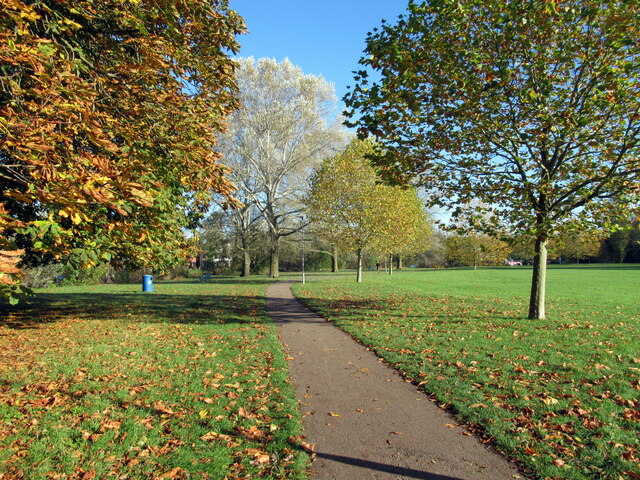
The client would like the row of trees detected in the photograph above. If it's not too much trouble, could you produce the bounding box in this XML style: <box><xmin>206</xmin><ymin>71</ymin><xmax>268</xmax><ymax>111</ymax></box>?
<box><xmin>308</xmin><ymin>139</ymin><xmax>431</xmax><ymax>282</ymax></box>
<box><xmin>193</xmin><ymin>46</ymin><xmax>638</xmax><ymax>287</ymax></box>
<box><xmin>207</xmin><ymin>59</ymin><xmax>432</xmax><ymax>282</ymax></box>
<box><xmin>200</xmin><ymin>211</ymin><xmax>640</xmax><ymax>275</ymax></box>
<box><xmin>199</xmin><ymin>138</ymin><xmax>433</xmax><ymax>282</ymax></box>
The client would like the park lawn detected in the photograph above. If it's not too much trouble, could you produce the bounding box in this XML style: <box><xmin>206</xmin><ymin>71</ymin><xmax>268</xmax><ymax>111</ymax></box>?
<box><xmin>293</xmin><ymin>266</ymin><xmax>640</xmax><ymax>480</ymax></box>
<box><xmin>0</xmin><ymin>278</ymin><xmax>308</xmax><ymax>480</ymax></box>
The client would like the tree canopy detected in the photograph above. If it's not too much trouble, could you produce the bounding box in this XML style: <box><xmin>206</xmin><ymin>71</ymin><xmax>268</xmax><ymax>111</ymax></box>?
<box><xmin>1</xmin><ymin>0</ymin><xmax>245</xmax><ymax>301</ymax></box>
<box><xmin>345</xmin><ymin>0</ymin><xmax>640</xmax><ymax>318</ymax></box>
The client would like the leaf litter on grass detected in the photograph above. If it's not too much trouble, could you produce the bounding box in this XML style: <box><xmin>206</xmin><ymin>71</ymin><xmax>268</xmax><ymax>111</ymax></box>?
<box><xmin>0</xmin><ymin>280</ymin><xmax>308</xmax><ymax>479</ymax></box>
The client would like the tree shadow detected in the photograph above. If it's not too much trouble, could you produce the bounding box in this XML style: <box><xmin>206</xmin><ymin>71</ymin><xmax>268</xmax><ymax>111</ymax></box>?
<box><xmin>0</xmin><ymin>292</ymin><xmax>270</xmax><ymax>330</ymax></box>
<box><xmin>312</xmin><ymin>452</ymin><xmax>466</xmax><ymax>480</ymax></box>
<box><xmin>295</xmin><ymin>296</ymin><xmax>522</xmax><ymax>323</ymax></box>
<box><xmin>150</xmin><ymin>276</ymin><xmax>277</xmax><ymax>286</ymax></box>
<box><xmin>546</xmin><ymin>264</ymin><xmax>640</xmax><ymax>270</ymax></box>
<box><xmin>308</xmin><ymin>452</ymin><xmax>462</xmax><ymax>480</ymax></box>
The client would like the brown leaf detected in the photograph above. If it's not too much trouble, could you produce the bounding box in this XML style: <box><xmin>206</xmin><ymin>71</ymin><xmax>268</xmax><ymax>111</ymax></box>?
<box><xmin>100</xmin><ymin>419</ymin><xmax>122</xmax><ymax>432</ymax></box>
<box><xmin>236</xmin><ymin>425</ymin><xmax>264</xmax><ymax>441</ymax></box>
<box><xmin>582</xmin><ymin>418</ymin><xmax>602</xmax><ymax>430</ymax></box>
<box><xmin>154</xmin><ymin>467</ymin><xmax>186</xmax><ymax>479</ymax></box>
<box><xmin>200</xmin><ymin>431</ymin><xmax>231</xmax><ymax>442</ymax></box>
<box><xmin>153</xmin><ymin>401</ymin><xmax>175</xmax><ymax>415</ymax></box>
<box><xmin>245</xmin><ymin>448</ymin><xmax>270</xmax><ymax>464</ymax></box>
<box><xmin>75</xmin><ymin>469</ymin><xmax>96</xmax><ymax>480</ymax></box>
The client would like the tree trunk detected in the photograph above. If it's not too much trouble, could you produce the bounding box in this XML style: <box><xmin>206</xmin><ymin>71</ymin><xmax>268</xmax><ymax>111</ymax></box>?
<box><xmin>239</xmin><ymin>235</ymin><xmax>251</xmax><ymax>277</ymax></box>
<box><xmin>241</xmin><ymin>250</ymin><xmax>251</xmax><ymax>277</ymax></box>
<box><xmin>269</xmin><ymin>234</ymin><xmax>280</xmax><ymax>278</ymax></box>
<box><xmin>356</xmin><ymin>248</ymin><xmax>363</xmax><ymax>283</ymax></box>
<box><xmin>388</xmin><ymin>253</ymin><xmax>393</xmax><ymax>275</ymax></box>
<box><xmin>331</xmin><ymin>244</ymin><xmax>339</xmax><ymax>272</ymax></box>
<box><xmin>528</xmin><ymin>235</ymin><xmax>548</xmax><ymax>320</ymax></box>
<box><xmin>397</xmin><ymin>255</ymin><xmax>402</xmax><ymax>271</ymax></box>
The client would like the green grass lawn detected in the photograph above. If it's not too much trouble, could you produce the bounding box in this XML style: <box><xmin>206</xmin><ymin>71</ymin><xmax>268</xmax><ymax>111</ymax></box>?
<box><xmin>293</xmin><ymin>265</ymin><xmax>640</xmax><ymax>480</ymax></box>
<box><xmin>0</xmin><ymin>278</ymin><xmax>308</xmax><ymax>480</ymax></box>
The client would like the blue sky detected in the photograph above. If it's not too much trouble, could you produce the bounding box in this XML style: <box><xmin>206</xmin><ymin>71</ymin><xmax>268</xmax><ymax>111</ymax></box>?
<box><xmin>230</xmin><ymin>1</ymin><xmax>409</xmax><ymax>107</ymax></box>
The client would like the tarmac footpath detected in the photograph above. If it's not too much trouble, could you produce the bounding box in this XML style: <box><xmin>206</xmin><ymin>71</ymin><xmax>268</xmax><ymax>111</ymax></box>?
<box><xmin>266</xmin><ymin>280</ymin><xmax>526</xmax><ymax>480</ymax></box>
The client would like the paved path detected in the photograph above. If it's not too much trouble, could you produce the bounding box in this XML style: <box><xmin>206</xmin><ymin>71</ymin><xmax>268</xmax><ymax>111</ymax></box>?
<box><xmin>266</xmin><ymin>281</ymin><xmax>525</xmax><ymax>480</ymax></box>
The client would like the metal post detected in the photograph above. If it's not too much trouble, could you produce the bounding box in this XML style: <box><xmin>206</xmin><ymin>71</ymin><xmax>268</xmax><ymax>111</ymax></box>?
<box><xmin>301</xmin><ymin>219</ymin><xmax>306</xmax><ymax>284</ymax></box>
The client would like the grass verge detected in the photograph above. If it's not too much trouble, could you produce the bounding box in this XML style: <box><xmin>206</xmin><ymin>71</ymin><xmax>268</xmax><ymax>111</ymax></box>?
<box><xmin>293</xmin><ymin>266</ymin><xmax>640</xmax><ymax>480</ymax></box>
<box><xmin>0</xmin><ymin>278</ymin><xmax>308</xmax><ymax>479</ymax></box>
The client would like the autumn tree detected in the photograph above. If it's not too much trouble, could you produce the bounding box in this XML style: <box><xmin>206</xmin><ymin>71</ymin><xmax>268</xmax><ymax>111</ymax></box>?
<box><xmin>345</xmin><ymin>0</ymin><xmax>640</xmax><ymax>318</ymax></box>
<box><xmin>370</xmin><ymin>188</ymin><xmax>432</xmax><ymax>274</ymax></box>
<box><xmin>553</xmin><ymin>228</ymin><xmax>602</xmax><ymax>263</ymax></box>
<box><xmin>446</xmin><ymin>234</ymin><xmax>510</xmax><ymax>269</ymax></box>
<box><xmin>309</xmin><ymin>139</ymin><xmax>430</xmax><ymax>282</ymax></box>
<box><xmin>0</xmin><ymin>0</ymin><xmax>244</xmax><ymax>301</ymax></box>
<box><xmin>218</xmin><ymin>58</ymin><xmax>346</xmax><ymax>278</ymax></box>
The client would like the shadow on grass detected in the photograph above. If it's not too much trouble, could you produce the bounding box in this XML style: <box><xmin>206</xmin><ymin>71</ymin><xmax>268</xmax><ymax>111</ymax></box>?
<box><xmin>404</xmin><ymin>264</ymin><xmax>640</xmax><ymax>272</ymax></box>
<box><xmin>296</xmin><ymin>296</ymin><xmax>522</xmax><ymax>323</ymax></box>
<box><xmin>145</xmin><ymin>276</ymin><xmax>277</xmax><ymax>286</ymax></box>
<box><xmin>0</xmin><ymin>292</ymin><xmax>270</xmax><ymax>330</ymax></box>
<box><xmin>545</xmin><ymin>264</ymin><xmax>640</xmax><ymax>270</ymax></box>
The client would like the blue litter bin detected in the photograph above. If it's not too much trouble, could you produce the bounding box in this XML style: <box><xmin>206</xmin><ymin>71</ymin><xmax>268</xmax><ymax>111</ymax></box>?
<box><xmin>142</xmin><ymin>274</ymin><xmax>153</xmax><ymax>292</ymax></box>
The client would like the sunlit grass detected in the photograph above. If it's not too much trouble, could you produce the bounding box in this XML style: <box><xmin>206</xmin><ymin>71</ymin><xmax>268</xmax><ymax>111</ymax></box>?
<box><xmin>0</xmin><ymin>278</ymin><xmax>307</xmax><ymax>479</ymax></box>
<box><xmin>293</xmin><ymin>266</ymin><xmax>640</xmax><ymax>480</ymax></box>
